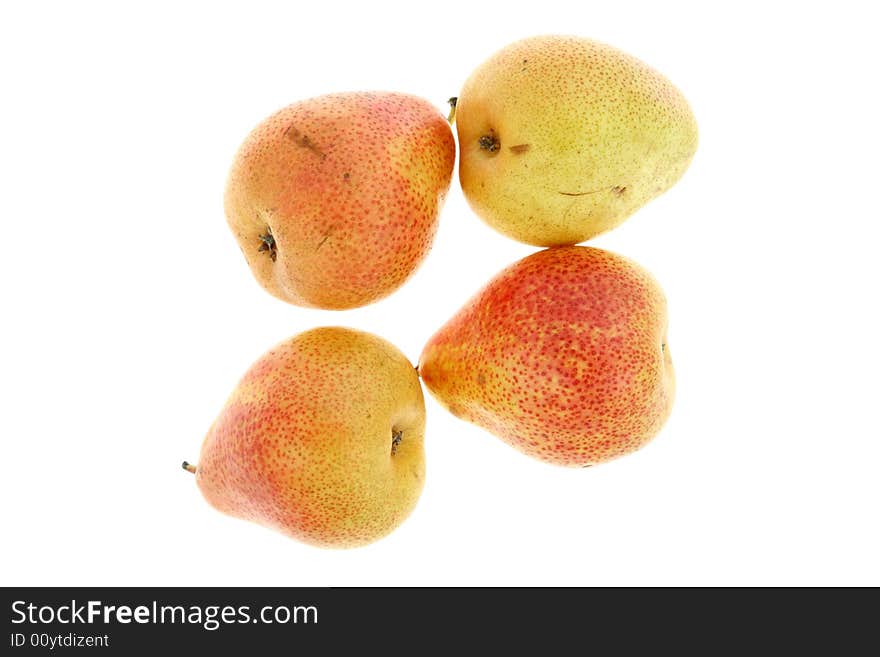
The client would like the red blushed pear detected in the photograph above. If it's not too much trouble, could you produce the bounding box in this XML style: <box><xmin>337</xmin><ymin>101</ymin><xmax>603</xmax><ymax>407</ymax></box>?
<box><xmin>225</xmin><ymin>92</ymin><xmax>456</xmax><ymax>310</ymax></box>
<box><xmin>419</xmin><ymin>246</ymin><xmax>674</xmax><ymax>467</ymax></box>
<box><xmin>184</xmin><ymin>328</ymin><xmax>426</xmax><ymax>548</ymax></box>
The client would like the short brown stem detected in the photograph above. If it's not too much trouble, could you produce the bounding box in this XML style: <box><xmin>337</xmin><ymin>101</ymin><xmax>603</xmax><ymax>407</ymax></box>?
<box><xmin>447</xmin><ymin>97</ymin><xmax>457</xmax><ymax>124</ymax></box>
<box><xmin>182</xmin><ymin>461</ymin><xmax>196</xmax><ymax>474</ymax></box>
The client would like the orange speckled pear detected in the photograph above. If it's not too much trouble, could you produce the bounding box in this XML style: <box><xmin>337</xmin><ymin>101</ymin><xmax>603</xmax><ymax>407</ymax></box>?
<box><xmin>419</xmin><ymin>247</ymin><xmax>674</xmax><ymax>467</ymax></box>
<box><xmin>225</xmin><ymin>92</ymin><xmax>456</xmax><ymax>309</ymax></box>
<box><xmin>455</xmin><ymin>35</ymin><xmax>698</xmax><ymax>246</ymax></box>
<box><xmin>187</xmin><ymin>328</ymin><xmax>426</xmax><ymax>548</ymax></box>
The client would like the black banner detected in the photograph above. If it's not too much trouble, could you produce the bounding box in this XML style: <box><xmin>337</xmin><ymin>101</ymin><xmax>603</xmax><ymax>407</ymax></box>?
<box><xmin>1</xmin><ymin>587</ymin><xmax>874</xmax><ymax>652</ymax></box>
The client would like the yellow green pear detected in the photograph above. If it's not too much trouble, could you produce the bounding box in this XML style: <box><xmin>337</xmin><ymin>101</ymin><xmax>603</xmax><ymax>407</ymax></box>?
<box><xmin>455</xmin><ymin>35</ymin><xmax>698</xmax><ymax>246</ymax></box>
<box><xmin>184</xmin><ymin>327</ymin><xmax>426</xmax><ymax>548</ymax></box>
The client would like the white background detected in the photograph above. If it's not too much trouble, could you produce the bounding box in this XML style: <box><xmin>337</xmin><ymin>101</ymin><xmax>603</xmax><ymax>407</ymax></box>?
<box><xmin>2</xmin><ymin>1</ymin><xmax>878</xmax><ymax>586</ymax></box>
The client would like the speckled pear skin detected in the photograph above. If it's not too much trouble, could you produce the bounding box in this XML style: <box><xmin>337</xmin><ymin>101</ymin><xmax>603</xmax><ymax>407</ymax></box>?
<box><xmin>419</xmin><ymin>246</ymin><xmax>674</xmax><ymax>467</ymax></box>
<box><xmin>194</xmin><ymin>328</ymin><xmax>426</xmax><ymax>548</ymax></box>
<box><xmin>456</xmin><ymin>35</ymin><xmax>698</xmax><ymax>246</ymax></box>
<box><xmin>225</xmin><ymin>92</ymin><xmax>456</xmax><ymax>309</ymax></box>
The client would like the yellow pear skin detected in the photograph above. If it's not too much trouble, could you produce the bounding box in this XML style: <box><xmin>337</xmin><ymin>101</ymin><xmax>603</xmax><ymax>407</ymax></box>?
<box><xmin>187</xmin><ymin>327</ymin><xmax>426</xmax><ymax>549</ymax></box>
<box><xmin>456</xmin><ymin>35</ymin><xmax>698</xmax><ymax>246</ymax></box>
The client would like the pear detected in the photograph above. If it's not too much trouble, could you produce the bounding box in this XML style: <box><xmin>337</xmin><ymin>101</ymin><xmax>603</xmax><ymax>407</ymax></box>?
<box><xmin>225</xmin><ymin>92</ymin><xmax>456</xmax><ymax>309</ymax></box>
<box><xmin>455</xmin><ymin>35</ymin><xmax>698</xmax><ymax>246</ymax></box>
<box><xmin>185</xmin><ymin>327</ymin><xmax>426</xmax><ymax>548</ymax></box>
<box><xmin>419</xmin><ymin>246</ymin><xmax>674</xmax><ymax>467</ymax></box>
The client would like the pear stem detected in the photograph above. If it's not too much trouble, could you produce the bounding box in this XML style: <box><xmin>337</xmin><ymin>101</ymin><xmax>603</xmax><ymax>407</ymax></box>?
<box><xmin>182</xmin><ymin>461</ymin><xmax>197</xmax><ymax>474</ymax></box>
<box><xmin>447</xmin><ymin>97</ymin><xmax>457</xmax><ymax>125</ymax></box>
